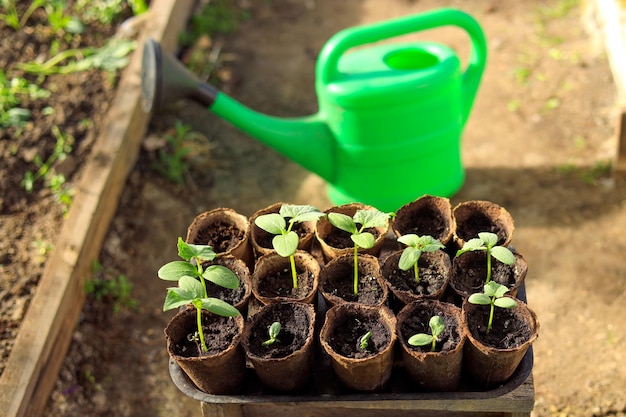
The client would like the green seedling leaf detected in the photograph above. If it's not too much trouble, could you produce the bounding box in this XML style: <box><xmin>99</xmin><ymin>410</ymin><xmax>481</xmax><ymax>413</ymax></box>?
<box><xmin>200</xmin><ymin>297</ymin><xmax>240</xmax><ymax>317</ymax></box>
<box><xmin>408</xmin><ymin>333</ymin><xmax>433</xmax><ymax>347</ymax></box>
<box><xmin>354</xmin><ymin>209</ymin><xmax>389</xmax><ymax>228</ymax></box>
<box><xmin>328</xmin><ymin>212</ymin><xmax>357</xmax><ymax>234</ymax></box>
<box><xmin>177</xmin><ymin>237</ymin><xmax>216</xmax><ymax>262</ymax></box>
<box><xmin>467</xmin><ymin>293</ymin><xmax>491</xmax><ymax>305</ymax></box>
<box><xmin>359</xmin><ymin>331</ymin><xmax>372</xmax><ymax>351</ymax></box>
<box><xmin>272</xmin><ymin>231</ymin><xmax>299</xmax><ymax>257</ymax></box>
<box><xmin>158</xmin><ymin>261</ymin><xmax>199</xmax><ymax>281</ymax></box>
<box><xmin>455</xmin><ymin>237</ymin><xmax>484</xmax><ymax>256</ymax></box>
<box><xmin>351</xmin><ymin>232</ymin><xmax>375</xmax><ymax>249</ymax></box>
<box><xmin>203</xmin><ymin>265</ymin><xmax>239</xmax><ymax>290</ymax></box>
<box><xmin>478</xmin><ymin>232</ymin><xmax>499</xmax><ymax>248</ymax></box>
<box><xmin>255</xmin><ymin>213</ymin><xmax>286</xmax><ymax>235</ymax></box>
<box><xmin>262</xmin><ymin>321</ymin><xmax>282</xmax><ymax>346</ymax></box>
<box><xmin>398</xmin><ymin>246</ymin><xmax>421</xmax><ymax>271</ymax></box>
<box><xmin>491</xmin><ymin>246</ymin><xmax>516</xmax><ymax>265</ymax></box>
<box><xmin>495</xmin><ymin>297</ymin><xmax>518</xmax><ymax>309</ymax></box>
<box><xmin>179</xmin><ymin>275</ymin><xmax>205</xmax><ymax>298</ymax></box>
<box><xmin>163</xmin><ymin>287</ymin><xmax>194</xmax><ymax>311</ymax></box>
<box><xmin>279</xmin><ymin>204</ymin><xmax>325</xmax><ymax>223</ymax></box>
<box><xmin>429</xmin><ymin>315</ymin><xmax>445</xmax><ymax>337</ymax></box>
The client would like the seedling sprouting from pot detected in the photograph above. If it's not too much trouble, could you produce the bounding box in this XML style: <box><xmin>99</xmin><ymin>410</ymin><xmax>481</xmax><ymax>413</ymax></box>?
<box><xmin>255</xmin><ymin>204</ymin><xmax>325</xmax><ymax>289</ymax></box>
<box><xmin>468</xmin><ymin>281</ymin><xmax>517</xmax><ymax>334</ymax></box>
<box><xmin>328</xmin><ymin>209</ymin><xmax>391</xmax><ymax>294</ymax></box>
<box><xmin>158</xmin><ymin>238</ymin><xmax>240</xmax><ymax>353</ymax></box>
<box><xmin>397</xmin><ymin>234</ymin><xmax>445</xmax><ymax>283</ymax></box>
<box><xmin>359</xmin><ymin>331</ymin><xmax>372</xmax><ymax>352</ymax></box>
<box><xmin>262</xmin><ymin>321</ymin><xmax>282</xmax><ymax>346</ymax></box>
<box><xmin>455</xmin><ymin>232</ymin><xmax>515</xmax><ymax>283</ymax></box>
<box><xmin>408</xmin><ymin>315</ymin><xmax>445</xmax><ymax>352</ymax></box>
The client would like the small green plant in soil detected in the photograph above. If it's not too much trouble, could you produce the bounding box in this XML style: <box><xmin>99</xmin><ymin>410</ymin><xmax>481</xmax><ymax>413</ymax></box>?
<box><xmin>455</xmin><ymin>232</ymin><xmax>515</xmax><ymax>284</ymax></box>
<box><xmin>408</xmin><ymin>315</ymin><xmax>445</xmax><ymax>352</ymax></box>
<box><xmin>159</xmin><ymin>238</ymin><xmax>240</xmax><ymax>353</ymax></box>
<box><xmin>359</xmin><ymin>331</ymin><xmax>372</xmax><ymax>352</ymax></box>
<box><xmin>158</xmin><ymin>237</ymin><xmax>239</xmax><ymax>298</ymax></box>
<box><xmin>85</xmin><ymin>260</ymin><xmax>139</xmax><ymax>314</ymax></box>
<box><xmin>328</xmin><ymin>209</ymin><xmax>391</xmax><ymax>295</ymax></box>
<box><xmin>0</xmin><ymin>69</ymin><xmax>50</xmax><ymax>129</ymax></box>
<box><xmin>262</xmin><ymin>321</ymin><xmax>281</xmax><ymax>347</ymax></box>
<box><xmin>150</xmin><ymin>121</ymin><xmax>200</xmax><ymax>184</ymax></box>
<box><xmin>468</xmin><ymin>281</ymin><xmax>517</xmax><ymax>334</ymax></box>
<box><xmin>21</xmin><ymin>126</ymin><xmax>74</xmax><ymax>213</ymax></box>
<box><xmin>254</xmin><ymin>204</ymin><xmax>325</xmax><ymax>289</ymax></box>
<box><xmin>397</xmin><ymin>234</ymin><xmax>445</xmax><ymax>283</ymax></box>
<box><xmin>18</xmin><ymin>38</ymin><xmax>136</xmax><ymax>75</ymax></box>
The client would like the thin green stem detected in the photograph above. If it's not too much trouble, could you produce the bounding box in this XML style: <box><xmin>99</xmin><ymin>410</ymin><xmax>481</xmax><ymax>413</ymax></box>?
<box><xmin>486</xmin><ymin>251</ymin><xmax>492</xmax><ymax>283</ymax></box>
<box><xmin>430</xmin><ymin>337</ymin><xmax>437</xmax><ymax>352</ymax></box>
<box><xmin>353</xmin><ymin>244</ymin><xmax>359</xmax><ymax>295</ymax></box>
<box><xmin>196</xmin><ymin>304</ymin><xmax>209</xmax><ymax>353</ymax></box>
<box><xmin>289</xmin><ymin>254</ymin><xmax>298</xmax><ymax>289</ymax></box>
<box><xmin>487</xmin><ymin>300</ymin><xmax>495</xmax><ymax>333</ymax></box>
<box><xmin>414</xmin><ymin>262</ymin><xmax>420</xmax><ymax>283</ymax></box>
<box><xmin>195</xmin><ymin>257</ymin><xmax>208</xmax><ymax>298</ymax></box>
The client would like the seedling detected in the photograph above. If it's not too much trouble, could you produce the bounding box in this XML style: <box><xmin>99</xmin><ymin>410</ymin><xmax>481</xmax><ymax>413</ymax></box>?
<box><xmin>455</xmin><ymin>232</ymin><xmax>515</xmax><ymax>284</ymax></box>
<box><xmin>328</xmin><ymin>209</ymin><xmax>391</xmax><ymax>294</ymax></box>
<box><xmin>18</xmin><ymin>38</ymin><xmax>136</xmax><ymax>75</ymax></box>
<box><xmin>262</xmin><ymin>321</ymin><xmax>281</xmax><ymax>346</ymax></box>
<box><xmin>159</xmin><ymin>238</ymin><xmax>240</xmax><ymax>353</ymax></box>
<box><xmin>408</xmin><ymin>315</ymin><xmax>445</xmax><ymax>352</ymax></box>
<box><xmin>254</xmin><ymin>204</ymin><xmax>325</xmax><ymax>289</ymax></box>
<box><xmin>397</xmin><ymin>234</ymin><xmax>445</xmax><ymax>283</ymax></box>
<box><xmin>468</xmin><ymin>281</ymin><xmax>517</xmax><ymax>334</ymax></box>
<box><xmin>0</xmin><ymin>70</ymin><xmax>50</xmax><ymax>129</ymax></box>
<box><xmin>158</xmin><ymin>237</ymin><xmax>239</xmax><ymax>298</ymax></box>
<box><xmin>359</xmin><ymin>331</ymin><xmax>372</xmax><ymax>352</ymax></box>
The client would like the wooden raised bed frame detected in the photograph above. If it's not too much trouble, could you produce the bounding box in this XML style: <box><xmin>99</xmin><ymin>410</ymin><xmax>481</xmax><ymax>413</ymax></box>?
<box><xmin>0</xmin><ymin>1</ymin><xmax>195</xmax><ymax>416</ymax></box>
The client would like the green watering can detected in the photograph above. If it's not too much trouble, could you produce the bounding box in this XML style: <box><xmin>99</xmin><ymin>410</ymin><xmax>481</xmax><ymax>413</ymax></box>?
<box><xmin>141</xmin><ymin>8</ymin><xmax>487</xmax><ymax>212</ymax></box>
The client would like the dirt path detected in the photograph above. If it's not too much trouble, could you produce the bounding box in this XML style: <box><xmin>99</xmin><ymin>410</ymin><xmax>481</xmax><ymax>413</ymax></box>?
<box><xmin>46</xmin><ymin>1</ymin><xmax>625</xmax><ymax>416</ymax></box>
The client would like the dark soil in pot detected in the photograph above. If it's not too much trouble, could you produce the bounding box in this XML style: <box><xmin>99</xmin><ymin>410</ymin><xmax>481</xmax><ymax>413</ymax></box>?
<box><xmin>169</xmin><ymin>311</ymin><xmax>241</xmax><ymax>357</ymax></box>
<box><xmin>382</xmin><ymin>250</ymin><xmax>450</xmax><ymax>305</ymax></box>
<box><xmin>256</xmin><ymin>267</ymin><xmax>315</xmax><ymax>299</ymax></box>
<box><xmin>464</xmin><ymin>302</ymin><xmax>533</xmax><ymax>350</ymax></box>
<box><xmin>252</xmin><ymin>251</ymin><xmax>320</xmax><ymax>304</ymax></box>
<box><xmin>319</xmin><ymin>254</ymin><xmax>387</xmax><ymax>306</ymax></box>
<box><xmin>327</xmin><ymin>314</ymin><xmax>391</xmax><ymax>359</ymax></box>
<box><xmin>398</xmin><ymin>303</ymin><xmax>463</xmax><ymax>354</ymax></box>
<box><xmin>451</xmin><ymin>251</ymin><xmax>527</xmax><ymax>300</ymax></box>
<box><xmin>392</xmin><ymin>195</ymin><xmax>455</xmax><ymax>245</ymax></box>
<box><xmin>244</xmin><ymin>303</ymin><xmax>312</xmax><ymax>359</ymax></box>
<box><xmin>452</xmin><ymin>200</ymin><xmax>515</xmax><ymax>248</ymax></box>
<box><xmin>191</xmin><ymin>221</ymin><xmax>245</xmax><ymax>253</ymax></box>
<box><xmin>322</xmin><ymin>226</ymin><xmax>382</xmax><ymax>249</ymax></box>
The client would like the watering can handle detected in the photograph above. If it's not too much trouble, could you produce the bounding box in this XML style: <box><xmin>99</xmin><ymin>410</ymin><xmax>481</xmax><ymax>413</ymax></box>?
<box><xmin>318</xmin><ymin>8</ymin><xmax>487</xmax><ymax>122</ymax></box>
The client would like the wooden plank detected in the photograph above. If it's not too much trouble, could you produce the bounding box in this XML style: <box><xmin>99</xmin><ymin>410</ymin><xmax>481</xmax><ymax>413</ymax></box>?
<box><xmin>0</xmin><ymin>1</ymin><xmax>195</xmax><ymax>416</ymax></box>
<box><xmin>587</xmin><ymin>0</ymin><xmax>626</xmax><ymax>170</ymax></box>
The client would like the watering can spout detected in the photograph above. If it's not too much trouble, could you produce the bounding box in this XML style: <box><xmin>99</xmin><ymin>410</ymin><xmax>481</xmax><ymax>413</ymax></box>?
<box><xmin>141</xmin><ymin>38</ymin><xmax>335</xmax><ymax>182</ymax></box>
<box><xmin>210</xmin><ymin>94</ymin><xmax>335</xmax><ymax>182</ymax></box>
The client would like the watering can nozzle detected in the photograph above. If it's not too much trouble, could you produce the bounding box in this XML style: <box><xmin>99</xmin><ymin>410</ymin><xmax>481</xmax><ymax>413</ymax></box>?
<box><xmin>141</xmin><ymin>38</ymin><xmax>218</xmax><ymax>113</ymax></box>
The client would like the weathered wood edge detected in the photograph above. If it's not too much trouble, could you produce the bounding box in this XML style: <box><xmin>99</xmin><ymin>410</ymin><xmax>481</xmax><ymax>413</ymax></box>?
<box><xmin>587</xmin><ymin>0</ymin><xmax>626</xmax><ymax>171</ymax></box>
<box><xmin>0</xmin><ymin>1</ymin><xmax>195</xmax><ymax>416</ymax></box>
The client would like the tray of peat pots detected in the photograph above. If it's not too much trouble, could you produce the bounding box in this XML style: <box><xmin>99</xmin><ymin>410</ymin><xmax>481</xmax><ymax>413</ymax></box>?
<box><xmin>163</xmin><ymin>198</ymin><xmax>538</xmax><ymax>412</ymax></box>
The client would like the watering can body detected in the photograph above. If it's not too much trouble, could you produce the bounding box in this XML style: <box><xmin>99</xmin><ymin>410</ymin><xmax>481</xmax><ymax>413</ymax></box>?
<box><xmin>142</xmin><ymin>8</ymin><xmax>487</xmax><ymax>212</ymax></box>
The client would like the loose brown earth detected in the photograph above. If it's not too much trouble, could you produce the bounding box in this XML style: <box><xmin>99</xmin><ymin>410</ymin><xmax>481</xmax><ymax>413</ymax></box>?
<box><xmin>2</xmin><ymin>1</ymin><xmax>626</xmax><ymax>417</ymax></box>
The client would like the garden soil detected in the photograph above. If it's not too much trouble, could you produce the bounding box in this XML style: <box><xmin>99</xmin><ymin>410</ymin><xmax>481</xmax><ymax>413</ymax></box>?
<box><xmin>2</xmin><ymin>0</ymin><xmax>625</xmax><ymax>416</ymax></box>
